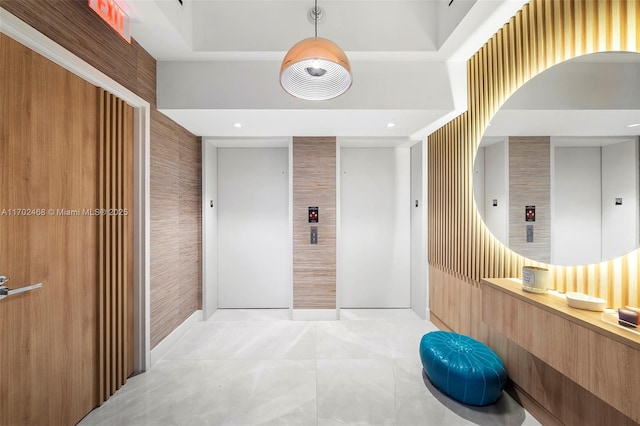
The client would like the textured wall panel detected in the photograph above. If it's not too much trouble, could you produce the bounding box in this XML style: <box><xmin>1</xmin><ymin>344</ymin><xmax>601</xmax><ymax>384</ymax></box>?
<box><xmin>178</xmin><ymin>120</ymin><xmax>203</xmax><ymax>319</ymax></box>
<box><xmin>0</xmin><ymin>0</ymin><xmax>155</xmax><ymax>105</ymax></box>
<box><xmin>150</xmin><ymin>110</ymin><xmax>202</xmax><ymax>347</ymax></box>
<box><xmin>293</xmin><ymin>137</ymin><xmax>336</xmax><ymax>309</ymax></box>
<box><xmin>508</xmin><ymin>136</ymin><xmax>551</xmax><ymax>262</ymax></box>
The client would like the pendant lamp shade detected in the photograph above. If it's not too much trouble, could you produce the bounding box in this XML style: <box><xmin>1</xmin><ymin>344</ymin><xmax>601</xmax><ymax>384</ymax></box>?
<box><xmin>280</xmin><ymin>37</ymin><xmax>352</xmax><ymax>101</ymax></box>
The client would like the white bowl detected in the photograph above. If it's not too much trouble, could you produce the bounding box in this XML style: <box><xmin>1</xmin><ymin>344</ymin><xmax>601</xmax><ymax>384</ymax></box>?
<box><xmin>565</xmin><ymin>292</ymin><xmax>607</xmax><ymax>312</ymax></box>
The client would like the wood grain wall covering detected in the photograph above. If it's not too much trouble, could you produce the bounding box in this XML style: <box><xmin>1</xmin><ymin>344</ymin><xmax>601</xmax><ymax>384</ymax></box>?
<box><xmin>150</xmin><ymin>110</ymin><xmax>202</xmax><ymax>347</ymax></box>
<box><xmin>428</xmin><ymin>0</ymin><xmax>640</xmax><ymax>423</ymax></box>
<box><xmin>293</xmin><ymin>137</ymin><xmax>337</xmax><ymax>309</ymax></box>
<box><xmin>98</xmin><ymin>90</ymin><xmax>134</xmax><ymax>404</ymax></box>
<box><xmin>508</xmin><ymin>137</ymin><xmax>550</xmax><ymax>262</ymax></box>
<box><xmin>1</xmin><ymin>1</ymin><xmax>204</xmax><ymax>350</ymax></box>
<box><xmin>482</xmin><ymin>279</ymin><xmax>640</xmax><ymax>425</ymax></box>
<box><xmin>0</xmin><ymin>0</ymin><xmax>157</xmax><ymax>105</ymax></box>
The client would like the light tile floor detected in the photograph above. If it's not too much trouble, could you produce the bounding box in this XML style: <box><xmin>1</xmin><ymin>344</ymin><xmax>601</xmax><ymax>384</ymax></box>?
<box><xmin>79</xmin><ymin>309</ymin><xmax>542</xmax><ymax>426</ymax></box>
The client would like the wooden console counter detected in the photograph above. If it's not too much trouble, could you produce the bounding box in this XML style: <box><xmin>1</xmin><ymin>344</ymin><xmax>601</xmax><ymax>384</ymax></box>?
<box><xmin>482</xmin><ymin>278</ymin><xmax>640</xmax><ymax>423</ymax></box>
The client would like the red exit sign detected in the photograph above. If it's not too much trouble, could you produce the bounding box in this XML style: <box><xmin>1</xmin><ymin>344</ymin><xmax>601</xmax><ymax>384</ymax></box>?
<box><xmin>88</xmin><ymin>0</ymin><xmax>131</xmax><ymax>43</ymax></box>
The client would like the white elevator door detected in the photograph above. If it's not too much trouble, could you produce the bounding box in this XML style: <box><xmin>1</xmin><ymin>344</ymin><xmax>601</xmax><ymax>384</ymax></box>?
<box><xmin>218</xmin><ymin>148</ymin><xmax>289</xmax><ymax>308</ymax></box>
<box><xmin>340</xmin><ymin>147</ymin><xmax>411</xmax><ymax>308</ymax></box>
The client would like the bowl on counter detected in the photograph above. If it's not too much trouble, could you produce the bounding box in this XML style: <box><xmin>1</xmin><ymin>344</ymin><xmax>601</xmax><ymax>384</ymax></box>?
<box><xmin>565</xmin><ymin>292</ymin><xmax>607</xmax><ymax>312</ymax></box>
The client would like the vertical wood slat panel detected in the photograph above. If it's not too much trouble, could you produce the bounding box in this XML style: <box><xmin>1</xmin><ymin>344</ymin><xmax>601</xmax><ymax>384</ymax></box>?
<box><xmin>98</xmin><ymin>89</ymin><xmax>134</xmax><ymax>405</ymax></box>
<box><xmin>124</xmin><ymin>106</ymin><xmax>134</xmax><ymax>379</ymax></box>
<box><xmin>116</xmin><ymin>98</ymin><xmax>124</xmax><ymax>386</ymax></box>
<box><xmin>103</xmin><ymin>93</ymin><xmax>112</xmax><ymax>399</ymax></box>
<box><xmin>110</xmin><ymin>92</ymin><xmax>117</xmax><ymax>396</ymax></box>
<box><xmin>116</xmin><ymin>99</ymin><xmax>123</xmax><ymax>386</ymax></box>
<box><xmin>98</xmin><ymin>90</ymin><xmax>106</xmax><ymax>405</ymax></box>
<box><xmin>428</xmin><ymin>0</ymin><xmax>640</xmax><ymax>311</ymax></box>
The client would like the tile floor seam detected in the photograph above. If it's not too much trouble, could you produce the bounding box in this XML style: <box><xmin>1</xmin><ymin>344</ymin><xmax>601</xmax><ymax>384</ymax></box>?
<box><xmin>79</xmin><ymin>309</ymin><xmax>542</xmax><ymax>426</ymax></box>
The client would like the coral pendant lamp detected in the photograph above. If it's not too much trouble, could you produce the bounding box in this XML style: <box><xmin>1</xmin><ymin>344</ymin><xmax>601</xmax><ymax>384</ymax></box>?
<box><xmin>280</xmin><ymin>0</ymin><xmax>352</xmax><ymax>101</ymax></box>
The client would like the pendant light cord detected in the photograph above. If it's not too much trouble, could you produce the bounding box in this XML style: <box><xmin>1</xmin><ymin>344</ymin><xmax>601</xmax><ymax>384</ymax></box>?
<box><xmin>314</xmin><ymin>0</ymin><xmax>318</xmax><ymax>38</ymax></box>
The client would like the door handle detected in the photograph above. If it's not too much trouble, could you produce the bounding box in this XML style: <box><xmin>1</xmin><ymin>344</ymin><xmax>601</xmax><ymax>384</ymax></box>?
<box><xmin>0</xmin><ymin>276</ymin><xmax>43</xmax><ymax>300</ymax></box>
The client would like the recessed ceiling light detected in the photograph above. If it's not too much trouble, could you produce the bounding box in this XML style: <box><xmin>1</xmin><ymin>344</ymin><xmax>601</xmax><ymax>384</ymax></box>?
<box><xmin>627</xmin><ymin>123</ymin><xmax>640</xmax><ymax>128</ymax></box>
<box><xmin>386</xmin><ymin>122</ymin><xmax>396</xmax><ymax>128</ymax></box>
<box><xmin>233</xmin><ymin>122</ymin><xmax>242</xmax><ymax>128</ymax></box>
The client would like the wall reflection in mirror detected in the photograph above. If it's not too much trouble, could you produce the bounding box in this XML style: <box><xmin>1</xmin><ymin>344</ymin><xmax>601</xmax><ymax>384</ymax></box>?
<box><xmin>473</xmin><ymin>52</ymin><xmax>640</xmax><ymax>266</ymax></box>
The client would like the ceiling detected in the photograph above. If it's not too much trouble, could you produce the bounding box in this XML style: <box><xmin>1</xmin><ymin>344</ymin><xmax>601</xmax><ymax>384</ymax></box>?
<box><xmin>482</xmin><ymin>52</ymin><xmax>640</xmax><ymax>146</ymax></box>
<box><xmin>122</xmin><ymin>0</ymin><xmax>529</xmax><ymax>141</ymax></box>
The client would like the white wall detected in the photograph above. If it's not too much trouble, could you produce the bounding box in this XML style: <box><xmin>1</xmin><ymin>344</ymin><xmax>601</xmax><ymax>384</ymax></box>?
<box><xmin>602</xmin><ymin>139</ymin><xmax>639</xmax><ymax>260</ymax></box>
<box><xmin>552</xmin><ymin>140</ymin><xmax>639</xmax><ymax>264</ymax></box>
<box><xmin>155</xmin><ymin>0</ymin><xmax>194</xmax><ymax>47</ymax></box>
<box><xmin>501</xmin><ymin>61</ymin><xmax>640</xmax><ymax>111</ymax></box>
<box><xmin>437</xmin><ymin>0</ymin><xmax>475</xmax><ymax>47</ymax></box>
<box><xmin>202</xmin><ymin>141</ymin><xmax>218</xmax><ymax>319</ymax></box>
<box><xmin>340</xmin><ymin>147</ymin><xmax>411</xmax><ymax>308</ymax></box>
<box><xmin>410</xmin><ymin>142</ymin><xmax>426</xmax><ymax>319</ymax></box>
<box><xmin>483</xmin><ymin>140</ymin><xmax>508</xmax><ymax>246</ymax></box>
<box><xmin>552</xmin><ymin>147</ymin><xmax>602</xmax><ymax>265</ymax></box>
<box><xmin>217</xmin><ymin>148</ymin><xmax>290</xmax><ymax>308</ymax></box>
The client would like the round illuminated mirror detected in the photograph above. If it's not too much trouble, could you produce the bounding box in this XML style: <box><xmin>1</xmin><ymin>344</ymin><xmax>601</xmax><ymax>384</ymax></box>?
<box><xmin>473</xmin><ymin>52</ymin><xmax>640</xmax><ymax>266</ymax></box>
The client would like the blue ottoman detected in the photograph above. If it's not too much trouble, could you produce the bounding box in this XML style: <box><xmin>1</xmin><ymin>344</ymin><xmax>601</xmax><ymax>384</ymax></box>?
<box><xmin>419</xmin><ymin>331</ymin><xmax>507</xmax><ymax>406</ymax></box>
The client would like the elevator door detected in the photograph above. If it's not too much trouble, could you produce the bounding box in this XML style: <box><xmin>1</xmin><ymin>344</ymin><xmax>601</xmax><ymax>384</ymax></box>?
<box><xmin>340</xmin><ymin>147</ymin><xmax>411</xmax><ymax>308</ymax></box>
<box><xmin>217</xmin><ymin>148</ymin><xmax>290</xmax><ymax>308</ymax></box>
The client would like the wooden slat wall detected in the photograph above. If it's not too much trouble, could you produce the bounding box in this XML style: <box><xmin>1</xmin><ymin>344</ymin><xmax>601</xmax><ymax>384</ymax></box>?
<box><xmin>98</xmin><ymin>90</ymin><xmax>134</xmax><ymax>404</ymax></box>
<box><xmin>293</xmin><ymin>137</ymin><xmax>337</xmax><ymax>309</ymax></box>
<box><xmin>428</xmin><ymin>0</ymin><xmax>640</xmax><ymax>423</ymax></box>
<box><xmin>429</xmin><ymin>0</ymin><xmax>640</xmax><ymax>307</ymax></box>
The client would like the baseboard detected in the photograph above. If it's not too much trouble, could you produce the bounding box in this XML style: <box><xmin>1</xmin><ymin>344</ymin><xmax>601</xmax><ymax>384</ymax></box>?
<box><xmin>429</xmin><ymin>312</ymin><xmax>451</xmax><ymax>331</ymax></box>
<box><xmin>150</xmin><ymin>310</ymin><xmax>202</xmax><ymax>366</ymax></box>
<box><xmin>505</xmin><ymin>380</ymin><xmax>562</xmax><ymax>426</ymax></box>
<box><xmin>292</xmin><ymin>309</ymin><xmax>338</xmax><ymax>321</ymax></box>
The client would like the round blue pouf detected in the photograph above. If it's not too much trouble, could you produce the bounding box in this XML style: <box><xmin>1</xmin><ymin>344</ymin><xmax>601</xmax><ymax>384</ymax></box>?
<box><xmin>419</xmin><ymin>331</ymin><xmax>507</xmax><ymax>406</ymax></box>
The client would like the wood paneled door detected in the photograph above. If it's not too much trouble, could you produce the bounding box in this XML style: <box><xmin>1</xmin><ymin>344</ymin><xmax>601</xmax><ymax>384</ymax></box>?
<box><xmin>0</xmin><ymin>33</ymin><xmax>133</xmax><ymax>425</ymax></box>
